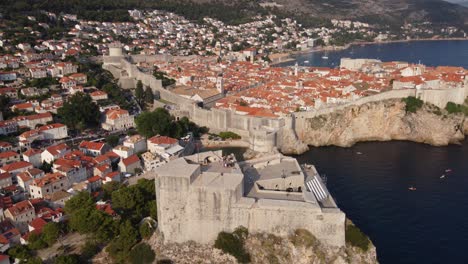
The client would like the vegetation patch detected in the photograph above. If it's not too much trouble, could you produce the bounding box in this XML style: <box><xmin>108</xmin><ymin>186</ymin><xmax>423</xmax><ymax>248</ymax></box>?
<box><xmin>219</xmin><ymin>131</ymin><xmax>242</xmax><ymax>140</ymax></box>
<box><xmin>129</xmin><ymin>242</ymin><xmax>156</xmax><ymax>264</ymax></box>
<box><xmin>289</xmin><ymin>229</ymin><xmax>318</xmax><ymax>248</ymax></box>
<box><xmin>214</xmin><ymin>226</ymin><xmax>251</xmax><ymax>263</ymax></box>
<box><xmin>402</xmin><ymin>96</ymin><xmax>423</xmax><ymax>113</ymax></box>
<box><xmin>445</xmin><ymin>102</ymin><xmax>468</xmax><ymax>115</ymax></box>
<box><xmin>345</xmin><ymin>223</ymin><xmax>370</xmax><ymax>252</ymax></box>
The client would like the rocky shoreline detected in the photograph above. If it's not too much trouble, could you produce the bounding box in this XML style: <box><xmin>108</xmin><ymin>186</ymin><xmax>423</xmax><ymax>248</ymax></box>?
<box><xmin>282</xmin><ymin>99</ymin><xmax>467</xmax><ymax>155</ymax></box>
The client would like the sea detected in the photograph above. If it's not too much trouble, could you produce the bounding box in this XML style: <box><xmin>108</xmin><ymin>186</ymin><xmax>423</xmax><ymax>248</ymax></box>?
<box><xmin>279</xmin><ymin>39</ymin><xmax>468</xmax><ymax>69</ymax></box>
<box><xmin>278</xmin><ymin>40</ymin><xmax>468</xmax><ymax>264</ymax></box>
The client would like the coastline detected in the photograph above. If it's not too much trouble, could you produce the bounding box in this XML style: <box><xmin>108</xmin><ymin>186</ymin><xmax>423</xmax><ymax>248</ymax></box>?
<box><xmin>270</xmin><ymin>37</ymin><xmax>468</xmax><ymax>66</ymax></box>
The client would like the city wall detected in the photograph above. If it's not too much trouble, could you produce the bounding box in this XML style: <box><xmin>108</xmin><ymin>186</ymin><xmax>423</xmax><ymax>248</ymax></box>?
<box><xmin>103</xmin><ymin>54</ymin><xmax>467</xmax><ymax>154</ymax></box>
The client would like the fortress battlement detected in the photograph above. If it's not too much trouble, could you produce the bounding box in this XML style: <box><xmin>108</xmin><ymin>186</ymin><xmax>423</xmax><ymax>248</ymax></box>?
<box><xmin>154</xmin><ymin>150</ymin><xmax>346</xmax><ymax>247</ymax></box>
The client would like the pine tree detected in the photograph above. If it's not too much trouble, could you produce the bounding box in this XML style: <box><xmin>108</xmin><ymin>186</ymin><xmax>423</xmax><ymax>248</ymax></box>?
<box><xmin>144</xmin><ymin>87</ymin><xmax>154</xmax><ymax>104</ymax></box>
<box><xmin>135</xmin><ymin>80</ymin><xmax>144</xmax><ymax>105</ymax></box>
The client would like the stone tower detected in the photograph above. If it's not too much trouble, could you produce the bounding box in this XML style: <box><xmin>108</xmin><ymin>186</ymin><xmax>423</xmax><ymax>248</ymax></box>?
<box><xmin>216</xmin><ymin>74</ymin><xmax>224</xmax><ymax>94</ymax></box>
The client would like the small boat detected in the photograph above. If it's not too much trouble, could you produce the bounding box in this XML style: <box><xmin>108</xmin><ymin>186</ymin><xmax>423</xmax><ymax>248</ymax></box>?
<box><xmin>304</xmin><ymin>60</ymin><xmax>310</xmax><ymax>64</ymax></box>
<box><xmin>445</xmin><ymin>169</ymin><xmax>452</xmax><ymax>173</ymax></box>
<box><xmin>408</xmin><ymin>187</ymin><xmax>417</xmax><ymax>191</ymax></box>
<box><xmin>440</xmin><ymin>175</ymin><xmax>446</xmax><ymax>179</ymax></box>
<box><xmin>356</xmin><ymin>152</ymin><xmax>363</xmax><ymax>155</ymax></box>
<box><xmin>322</xmin><ymin>56</ymin><xmax>329</xmax><ymax>60</ymax></box>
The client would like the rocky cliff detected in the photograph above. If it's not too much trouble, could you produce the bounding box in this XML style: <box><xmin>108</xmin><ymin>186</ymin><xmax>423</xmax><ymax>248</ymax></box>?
<box><xmin>296</xmin><ymin>99</ymin><xmax>466</xmax><ymax>149</ymax></box>
<box><xmin>149</xmin><ymin>225</ymin><xmax>378</xmax><ymax>264</ymax></box>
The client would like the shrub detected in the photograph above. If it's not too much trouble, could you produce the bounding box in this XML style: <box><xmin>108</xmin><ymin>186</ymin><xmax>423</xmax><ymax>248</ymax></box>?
<box><xmin>139</xmin><ymin>221</ymin><xmax>154</xmax><ymax>239</ymax></box>
<box><xmin>345</xmin><ymin>224</ymin><xmax>370</xmax><ymax>251</ymax></box>
<box><xmin>219</xmin><ymin>131</ymin><xmax>241</xmax><ymax>140</ymax></box>
<box><xmin>402</xmin><ymin>96</ymin><xmax>423</xmax><ymax>113</ymax></box>
<box><xmin>81</xmin><ymin>241</ymin><xmax>100</xmax><ymax>260</ymax></box>
<box><xmin>445</xmin><ymin>102</ymin><xmax>468</xmax><ymax>115</ymax></box>
<box><xmin>54</xmin><ymin>254</ymin><xmax>80</xmax><ymax>264</ymax></box>
<box><xmin>289</xmin><ymin>229</ymin><xmax>318</xmax><ymax>248</ymax></box>
<box><xmin>129</xmin><ymin>243</ymin><xmax>155</xmax><ymax>264</ymax></box>
<box><xmin>214</xmin><ymin>229</ymin><xmax>251</xmax><ymax>263</ymax></box>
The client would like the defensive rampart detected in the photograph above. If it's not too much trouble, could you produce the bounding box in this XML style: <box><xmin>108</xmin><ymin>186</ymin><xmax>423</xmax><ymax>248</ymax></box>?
<box><xmin>103</xmin><ymin>54</ymin><xmax>467</xmax><ymax>154</ymax></box>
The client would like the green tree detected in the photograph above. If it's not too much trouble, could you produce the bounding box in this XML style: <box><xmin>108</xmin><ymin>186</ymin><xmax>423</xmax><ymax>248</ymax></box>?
<box><xmin>42</xmin><ymin>222</ymin><xmax>61</xmax><ymax>246</ymax></box>
<box><xmin>40</xmin><ymin>161</ymin><xmax>53</xmax><ymax>173</ymax></box>
<box><xmin>135</xmin><ymin>80</ymin><xmax>144</xmax><ymax>105</ymax></box>
<box><xmin>144</xmin><ymin>87</ymin><xmax>154</xmax><ymax>104</ymax></box>
<box><xmin>54</xmin><ymin>254</ymin><xmax>80</xmax><ymax>264</ymax></box>
<box><xmin>135</xmin><ymin>108</ymin><xmax>173</xmax><ymax>138</ymax></box>
<box><xmin>64</xmin><ymin>192</ymin><xmax>95</xmax><ymax>215</ymax></box>
<box><xmin>214</xmin><ymin>228</ymin><xmax>251</xmax><ymax>263</ymax></box>
<box><xmin>107</xmin><ymin>221</ymin><xmax>139</xmax><ymax>262</ymax></box>
<box><xmin>80</xmin><ymin>240</ymin><xmax>100</xmax><ymax>260</ymax></box>
<box><xmin>102</xmin><ymin>181</ymin><xmax>122</xmax><ymax>200</ymax></box>
<box><xmin>106</xmin><ymin>134</ymin><xmax>120</xmax><ymax>147</ymax></box>
<box><xmin>58</xmin><ymin>92</ymin><xmax>100</xmax><ymax>130</ymax></box>
<box><xmin>8</xmin><ymin>245</ymin><xmax>32</xmax><ymax>261</ymax></box>
<box><xmin>129</xmin><ymin>243</ymin><xmax>155</xmax><ymax>264</ymax></box>
<box><xmin>139</xmin><ymin>221</ymin><xmax>154</xmax><ymax>239</ymax></box>
<box><xmin>402</xmin><ymin>96</ymin><xmax>424</xmax><ymax>113</ymax></box>
<box><xmin>27</xmin><ymin>232</ymin><xmax>47</xmax><ymax>250</ymax></box>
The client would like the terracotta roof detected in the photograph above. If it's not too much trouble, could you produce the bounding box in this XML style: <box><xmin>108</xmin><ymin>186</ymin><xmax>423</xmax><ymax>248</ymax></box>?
<box><xmin>121</xmin><ymin>154</ymin><xmax>140</xmax><ymax>166</ymax></box>
<box><xmin>32</xmin><ymin>173</ymin><xmax>66</xmax><ymax>187</ymax></box>
<box><xmin>79</xmin><ymin>141</ymin><xmax>105</xmax><ymax>151</ymax></box>
<box><xmin>148</xmin><ymin>135</ymin><xmax>178</xmax><ymax>145</ymax></box>
<box><xmin>105</xmin><ymin>171</ymin><xmax>120</xmax><ymax>179</ymax></box>
<box><xmin>0</xmin><ymin>173</ymin><xmax>11</xmax><ymax>181</ymax></box>
<box><xmin>106</xmin><ymin>109</ymin><xmax>129</xmax><ymax>120</ymax></box>
<box><xmin>29</xmin><ymin>217</ymin><xmax>47</xmax><ymax>232</ymax></box>
<box><xmin>0</xmin><ymin>151</ymin><xmax>18</xmax><ymax>159</ymax></box>
<box><xmin>87</xmin><ymin>175</ymin><xmax>101</xmax><ymax>183</ymax></box>
<box><xmin>23</xmin><ymin>148</ymin><xmax>41</xmax><ymax>157</ymax></box>
<box><xmin>96</xmin><ymin>203</ymin><xmax>116</xmax><ymax>216</ymax></box>
<box><xmin>6</xmin><ymin>200</ymin><xmax>34</xmax><ymax>217</ymax></box>
<box><xmin>1</xmin><ymin>161</ymin><xmax>32</xmax><ymax>172</ymax></box>
<box><xmin>45</xmin><ymin>143</ymin><xmax>69</xmax><ymax>156</ymax></box>
<box><xmin>38</xmin><ymin>123</ymin><xmax>66</xmax><ymax>131</ymax></box>
<box><xmin>0</xmin><ymin>141</ymin><xmax>12</xmax><ymax>148</ymax></box>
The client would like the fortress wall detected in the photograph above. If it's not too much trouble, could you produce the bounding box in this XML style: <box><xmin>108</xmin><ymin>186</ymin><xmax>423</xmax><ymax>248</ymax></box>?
<box><xmin>155</xmin><ymin>175</ymin><xmax>192</xmax><ymax>243</ymax></box>
<box><xmin>245</xmin><ymin>200</ymin><xmax>345</xmax><ymax>247</ymax></box>
<box><xmin>418</xmin><ymin>88</ymin><xmax>466</xmax><ymax>108</ymax></box>
<box><xmin>102</xmin><ymin>64</ymin><xmax>123</xmax><ymax>79</ymax></box>
<box><xmin>158</xmin><ymin>176</ymin><xmax>346</xmax><ymax>247</ymax></box>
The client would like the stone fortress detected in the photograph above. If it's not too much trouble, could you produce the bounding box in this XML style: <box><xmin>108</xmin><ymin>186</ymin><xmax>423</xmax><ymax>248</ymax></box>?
<box><xmin>154</xmin><ymin>150</ymin><xmax>345</xmax><ymax>247</ymax></box>
<box><xmin>103</xmin><ymin>44</ymin><xmax>468</xmax><ymax>154</ymax></box>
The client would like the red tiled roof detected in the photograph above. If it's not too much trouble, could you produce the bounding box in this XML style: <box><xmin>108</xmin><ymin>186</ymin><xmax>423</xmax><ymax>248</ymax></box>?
<box><xmin>79</xmin><ymin>141</ymin><xmax>105</xmax><ymax>151</ymax></box>
<box><xmin>45</xmin><ymin>143</ymin><xmax>69</xmax><ymax>156</ymax></box>
<box><xmin>148</xmin><ymin>135</ymin><xmax>177</xmax><ymax>145</ymax></box>
<box><xmin>1</xmin><ymin>161</ymin><xmax>32</xmax><ymax>172</ymax></box>
<box><xmin>87</xmin><ymin>175</ymin><xmax>101</xmax><ymax>183</ymax></box>
<box><xmin>121</xmin><ymin>154</ymin><xmax>140</xmax><ymax>166</ymax></box>
<box><xmin>23</xmin><ymin>148</ymin><xmax>41</xmax><ymax>157</ymax></box>
<box><xmin>32</xmin><ymin>173</ymin><xmax>66</xmax><ymax>187</ymax></box>
<box><xmin>0</xmin><ymin>173</ymin><xmax>11</xmax><ymax>181</ymax></box>
<box><xmin>29</xmin><ymin>217</ymin><xmax>47</xmax><ymax>232</ymax></box>
<box><xmin>0</xmin><ymin>151</ymin><xmax>18</xmax><ymax>159</ymax></box>
<box><xmin>6</xmin><ymin>200</ymin><xmax>33</xmax><ymax>217</ymax></box>
<box><xmin>105</xmin><ymin>171</ymin><xmax>120</xmax><ymax>179</ymax></box>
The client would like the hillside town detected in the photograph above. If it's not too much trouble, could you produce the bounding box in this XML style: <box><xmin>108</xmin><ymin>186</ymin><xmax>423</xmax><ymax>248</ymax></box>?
<box><xmin>0</xmin><ymin>5</ymin><xmax>466</xmax><ymax>264</ymax></box>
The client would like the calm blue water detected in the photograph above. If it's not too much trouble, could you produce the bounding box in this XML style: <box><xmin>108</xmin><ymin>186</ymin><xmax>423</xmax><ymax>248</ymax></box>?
<box><xmin>280</xmin><ymin>40</ymin><xmax>468</xmax><ymax>68</ymax></box>
<box><xmin>295</xmin><ymin>140</ymin><xmax>468</xmax><ymax>264</ymax></box>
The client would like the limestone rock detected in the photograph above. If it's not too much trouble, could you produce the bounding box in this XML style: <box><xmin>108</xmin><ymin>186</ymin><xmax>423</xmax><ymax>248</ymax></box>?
<box><xmin>299</xmin><ymin>99</ymin><xmax>466</xmax><ymax>148</ymax></box>
<box><xmin>148</xmin><ymin>229</ymin><xmax>378</xmax><ymax>264</ymax></box>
